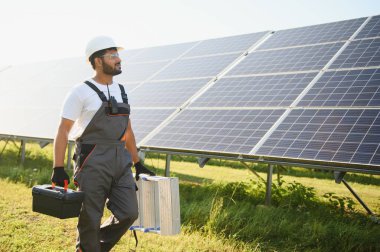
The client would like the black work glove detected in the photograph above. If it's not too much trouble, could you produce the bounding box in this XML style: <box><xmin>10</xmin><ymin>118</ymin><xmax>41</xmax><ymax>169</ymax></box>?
<box><xmin>134</xmin><ymin>162</ymin><xmax>155</xmax><ymax>181</ymax></box>
<box><xmin>51</xmin><ymin>167</ymin><xmax>70</xmax><ymax>187</ymax></box>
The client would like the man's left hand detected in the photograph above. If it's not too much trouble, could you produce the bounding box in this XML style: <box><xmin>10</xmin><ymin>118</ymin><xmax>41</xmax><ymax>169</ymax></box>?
<box><xmin>134</xmin><ymin>162</ymin><xmax>155</xmax><ymax>181</ymax></box>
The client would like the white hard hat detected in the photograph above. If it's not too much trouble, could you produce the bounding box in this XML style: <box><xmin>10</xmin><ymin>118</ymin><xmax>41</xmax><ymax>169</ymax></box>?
<box><xmin>85</xmin><ymin>35</ymin><xmax>124</xmax><ymax>61</ymax></box>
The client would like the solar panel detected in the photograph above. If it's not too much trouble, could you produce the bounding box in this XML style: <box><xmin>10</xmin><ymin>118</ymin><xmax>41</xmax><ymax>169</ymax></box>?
<box><xmin>130</xmin><ymin>108</ymin><xmax>176</xmax><ymax>143</ymax></box>
<box><xmin>127</xmin><ymin>42</ymin><xmax>197</xmax><ymax>62</ymax></box>
<box><xmin>0</xmin><ymin>60</ymin><xmax>61</xmax><ymax>89</ymax></box>
<box><xmin>255</xmin><ymin>109</ymin><xmax>380</xmax><ymax>166</ymax></box>
<box><xmin>120</xmin><ymin>48</ymin><xmax>146</xmax><ymax>61</ymax></box>
<box><xmin>227</xmin><ymin>43</ymin><xmax>344</xmax><ymax>75</ymax></box>
<box><xmin>184</xmin><ymin>32</ymin><xmax>268</xmax><ymax>57</ymax></box>
<box><xmin>144</xmin><ymin>109</ymin><xmax>285</xmax><ymax>154</ymax></box>
<box><xmin>190</xmin><ymin>73</ymin><xmax>318</xmax><ymax>107</ymax></box>
<box><xmin>118</xmin><ymin>60</ymin><xmax>170</xmax><ymax>82</ymax></box>
<box><xmin>152</xmin><ymin>53</ymin><xmax>240</xmax><ymax>80</ymax></box>
<box><xmin>39</xmin><ymin>58</ymin><xmax>93</xmax><ymax>88</ymax></box>
<box><xmin>121</xmin><ymin>82</ymin><xmax>141</xmax><ymax>93</ymax></box>
<box><xmin>299</xmin><ymin>69</ymin><xmax>380</xmax><ymax>107</ymax></box>
<box><xmin>355</xmin><ymin>15</ymin><xmax>380</xmax><ymax>39</ymax></box>
<box><xmin>0</xmin><ymin>107</ymin><xmax>60</xmax><ymax>139</ymax></box>
<box><xmin>329</xmin><ymin>38</ymin><xmax>380</xmax><ymax>69</ymax></box>
<box><xmin>128</xmin><ymin>78</ymin><xmax>210</xmax><ymax>107</ymax></box>
<box><xmin>259</xmin><ymin>18</ymin><xmax>365</xmax><ymax>50</ymax></box>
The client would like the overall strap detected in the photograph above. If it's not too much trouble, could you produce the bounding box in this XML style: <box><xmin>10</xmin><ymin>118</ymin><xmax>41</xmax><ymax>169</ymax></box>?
<box><xmin>118</xmin><ymin>84</ymin><xmax>129</xmax><ymax>104</ymax></box>
<box><xmin>84</xmin><ymin>81</ymin><xmax>107</xmax><ymax>102</ymax></box>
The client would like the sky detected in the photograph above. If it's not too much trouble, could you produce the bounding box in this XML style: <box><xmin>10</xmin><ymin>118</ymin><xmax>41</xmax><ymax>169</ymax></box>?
<box><xmin>0</xmin><ymin>0</ymin><xmax>379</xmax><ymax>67</ymax></box>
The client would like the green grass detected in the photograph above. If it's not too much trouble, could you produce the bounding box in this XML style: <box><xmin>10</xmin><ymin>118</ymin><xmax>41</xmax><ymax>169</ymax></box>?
<box><xmin>0</xmin><ymin>140</ymin><xmax>380</xmax><ymax>251</ymax></box>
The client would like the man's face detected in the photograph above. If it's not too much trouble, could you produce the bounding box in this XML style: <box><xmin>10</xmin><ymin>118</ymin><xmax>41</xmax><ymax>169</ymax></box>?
<box><xmin>100</xmin><ymin>49</ymin><xmax>122</xmax><ymax>76</ymax></box>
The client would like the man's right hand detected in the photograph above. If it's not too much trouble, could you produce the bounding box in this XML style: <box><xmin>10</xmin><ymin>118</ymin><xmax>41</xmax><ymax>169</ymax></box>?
<box><xmin>51</xmin><ymin>167</ymin><xmax>70</xmax><ymax>187</ymax></box>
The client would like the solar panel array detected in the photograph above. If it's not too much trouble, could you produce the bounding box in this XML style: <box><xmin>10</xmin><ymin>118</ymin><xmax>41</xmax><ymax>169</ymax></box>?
<box><xmin>252</xmin><ymin>15</ymin><xmax>380</xmax><ymax>171</ymax></box>
<box><xmin>1</xmin><ymin>15</ymin><xmax>379</xmax><ymax>173</ymax></box>
<box><xmin>142</xmin><ymin>15</ymin><xmax>380</xmax><ymax>173</ymax></box>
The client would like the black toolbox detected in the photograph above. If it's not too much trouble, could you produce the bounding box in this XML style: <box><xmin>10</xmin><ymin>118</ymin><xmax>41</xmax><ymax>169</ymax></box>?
<box><xmin>32</xmin><ymin>184</ymin><xmax>85</xmax><ymax>219</ymax></box>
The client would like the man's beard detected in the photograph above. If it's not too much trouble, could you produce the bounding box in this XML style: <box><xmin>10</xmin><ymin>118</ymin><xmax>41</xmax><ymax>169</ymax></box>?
<box><xmin>102</xmin><ymin>60</ymin><xmax>122</xmax><ymax>76</ymax></box>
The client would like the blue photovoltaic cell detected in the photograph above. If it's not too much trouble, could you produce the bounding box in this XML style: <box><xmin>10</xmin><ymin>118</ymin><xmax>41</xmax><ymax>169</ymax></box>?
<box><xmin>145</xmin><ymin>109</ymin><xmax>285</xmax><ymax>154</ymax></box>
<box><xmin>119</xmin><ymin>61</ymin><xmax>170</xmax><ymax>82</ymax></box>
<box><xmin>259</xmin><ymin>17</ymin><xmax>365</xmax><ymax>50</ymax></box>
<box><xmin>152</xmin><ymin>53</ymin><xmax>240</xmax><ymax>80</ymax></box>
<box><xmin>127</xmin><ymin>42</ymin><xmax>197</xmax><ymax>62</ymax></box>
<box><xmin>356</xmin><ymin>15</ymin><xmax>380</xmax><ymax>39</ymax></box>
<box><xmin>130</xmin><ymin>108</ymin><xmax>176</xmax><ymax>143</ymax></box>
<box><xmin>256</xmin><ymin>109</ymin><xmax>380</xmax><ymax>166</ymax></box>
<box><xmin>299</xmin><ymin>69</ymin><xmax>380</xmax><ymax>107</ymax></box>
<box><xmin>190</xmin><ymin>73</ymin><xmax>317</xmax><ymax>107</ymax></box>
<box><xmin>129</xmin><ymin>78</ymin><xmax>210</xmax><ymax>107</ymax></box>
<box><xmin>184</xmin><ymin>32</ymin><xmax>268</xmax><ymax>57</ymax></box>
<box><xmin>227</xmin><ymin>43</ymin><xmax>344</xmax><ymax>75</ymax></box>
<box><xmin>329</xmin><ymin>38</ymin><xmax>380</xmax><ymax>69</ymax></box>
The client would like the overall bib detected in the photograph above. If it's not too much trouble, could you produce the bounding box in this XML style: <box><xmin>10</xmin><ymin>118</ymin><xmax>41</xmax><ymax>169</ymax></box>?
<box><xmin>74</xmin><ymin>82</ymin><xmax>138</xmax><ymax>252</ymax></box>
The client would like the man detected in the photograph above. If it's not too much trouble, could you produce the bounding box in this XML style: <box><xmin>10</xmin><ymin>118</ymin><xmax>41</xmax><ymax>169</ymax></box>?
<box><xmin>51</xmin><ymin>35</ymin><xmax>155</xmax><ymax>252</ymax></box>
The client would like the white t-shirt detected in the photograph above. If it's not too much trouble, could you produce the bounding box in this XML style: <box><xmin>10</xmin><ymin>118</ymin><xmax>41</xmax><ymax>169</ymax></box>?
<box><xmin>61</xmin><ymin>79</ymin><xmax>125</xmax><ymax>140</ymax></box>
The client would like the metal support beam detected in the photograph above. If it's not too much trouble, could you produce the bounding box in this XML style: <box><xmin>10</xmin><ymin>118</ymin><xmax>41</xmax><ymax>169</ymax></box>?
<box><xmin>165</xmin><ymin>154</ymin><xmax>171</xmax><ymax>177</ymax></box>
<box><xmin>341</xmin><ymin>179</ymin><xmax>375</xmax><ymax>216</ymax></box>
<box><xmin>265</xmin><ymin>164</ymin><xmax>274</xmax><ymax>206</ymax></box>
<box><xmin>240</xmin><ymin>161</ymin><xmax>265</xmax><ymax>183</ymax></box>
<box><xmin>67</xmin><ymin>142</ymin><xmax>73</xmax><ymax>170</ymax></box>
<box><xmin>0</xmin><ymin>138</ymin><xmax>9</xmax><ymax>157</ymax></box>
<box><xmin>334</xmin><ymin>171</ymin><xmax>376</xmax><ymax>217</ymax></box>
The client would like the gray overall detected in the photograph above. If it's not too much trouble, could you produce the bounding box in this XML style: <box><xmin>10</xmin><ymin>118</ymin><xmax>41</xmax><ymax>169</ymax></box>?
<box><xmin>73</xmin><ymin>82</ymin><xmax>138</xmax><ymax>252</ymax></box>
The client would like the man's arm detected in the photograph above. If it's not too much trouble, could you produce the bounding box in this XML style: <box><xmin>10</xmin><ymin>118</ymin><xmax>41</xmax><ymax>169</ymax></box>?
<box><xmin>124</xmin><ymin>119</ymin><xmax>139</xmax><ymax>164</ymax></box>
<box><xmin>125</xmin><ymin>119</ymin><xmax>156</xmax><ymax>179</ymax></box>
<box><xmin>53</xmin><ymin>118</ymin><xmax>75</xmax><ymax>167</ymax></box>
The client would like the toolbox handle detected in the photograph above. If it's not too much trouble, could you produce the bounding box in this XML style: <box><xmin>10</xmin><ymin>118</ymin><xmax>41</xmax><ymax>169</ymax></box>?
<box><xmin>51</xmin><ymin>180</ymin><xmax>69</xmax><ymax>192</ymax></box>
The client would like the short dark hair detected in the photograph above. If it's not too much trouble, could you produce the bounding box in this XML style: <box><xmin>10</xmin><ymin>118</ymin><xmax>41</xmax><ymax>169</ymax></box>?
<box><xmin>89</xmin><ymin>47</ymin><xmax>117</xmax><ymax>69</ymax></box>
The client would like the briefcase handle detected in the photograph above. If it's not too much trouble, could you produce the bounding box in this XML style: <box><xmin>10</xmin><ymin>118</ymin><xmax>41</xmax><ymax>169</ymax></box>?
<box><xmin>51</xmin><ymin>180</ymin><xmax>69</xmax><ymax>192</ymax></box>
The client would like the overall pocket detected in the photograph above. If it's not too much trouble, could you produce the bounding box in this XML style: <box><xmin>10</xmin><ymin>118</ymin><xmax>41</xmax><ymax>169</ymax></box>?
<box><xmin>74</xmin><ymin>144</ymin><xmax>96</xmax><ymax>187</ymax></box>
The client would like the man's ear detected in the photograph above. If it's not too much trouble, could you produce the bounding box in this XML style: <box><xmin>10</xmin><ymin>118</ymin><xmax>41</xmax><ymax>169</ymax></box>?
<box><xmin>95</xmin><ymin>57</ymin><xmax>103</xmax><ymax>69</ymax></box>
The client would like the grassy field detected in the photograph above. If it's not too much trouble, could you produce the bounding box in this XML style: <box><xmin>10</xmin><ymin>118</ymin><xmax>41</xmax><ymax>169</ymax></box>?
<box><xmin>0</xmin><ymin>141</ymin><xmax>379</xmax><ymax>251</ymax></box>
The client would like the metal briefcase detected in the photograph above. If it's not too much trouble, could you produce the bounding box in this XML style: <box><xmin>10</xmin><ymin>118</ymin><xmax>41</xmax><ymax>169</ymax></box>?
<box><xmin>32</xmin><ymin>184</ymin><xmax>85</xmax><ymax>219</ymax></box>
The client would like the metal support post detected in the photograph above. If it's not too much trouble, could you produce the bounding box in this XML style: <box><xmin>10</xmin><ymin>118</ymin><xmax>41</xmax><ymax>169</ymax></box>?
<box><xmin>67</xmin><ymin>142</ymin><xmax>73</xmax><ymax>170</ymax></box>
<box><xmin>20</xmin><ymin>140</ymin><xmax>26</xmax><ymax>165</ymax></box>
<box><xmin>265</xmin><ymin>164</ymin><xmax>274</xmax><ymax>206</ymax></box>
<box><xmin>341</xmin><ymin>179</ymin><xmax>374</xmax><ymax>216</ymax></box>
<box><xmin>165</xmin><ymin>154</ymin><xmax>171</xmax><ymax>177</ymax></box>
